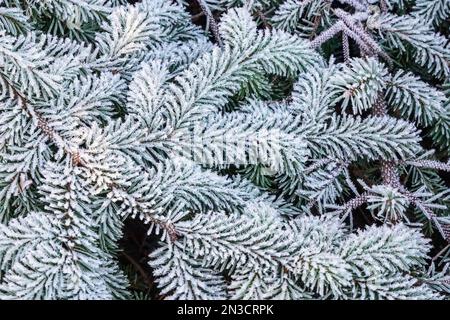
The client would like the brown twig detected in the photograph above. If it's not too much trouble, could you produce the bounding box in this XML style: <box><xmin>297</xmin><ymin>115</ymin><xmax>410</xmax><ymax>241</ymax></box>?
<box><xmin>432</xmin><ymin>243</ymin><xmax>450</xmax><ymax>262</ymax></box>
<box><xmin>342</xmin><ymin>33</ymin><xmax>350</xmax><ymax>64</ymax></box>
<box><xmin>121</xmin><ymin>251</ymin><xmax>154</xmax><ymax>289</ymax></box>
<box><xmin>195</xmin><ymin>0</ymin><xmax>223</xmax><ymax>47</ymax></box>
<box><xmin>191</xmin><ymin>11</ymin><xmax>205</xmax><ymax>22</ymax></box>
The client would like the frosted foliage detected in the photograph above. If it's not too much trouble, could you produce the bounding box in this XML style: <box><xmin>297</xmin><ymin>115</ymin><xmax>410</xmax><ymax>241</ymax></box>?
<box><xmin>0</xmin><ymin>0</ymin><xmax>449</xmax><ymax>300</ymax></box>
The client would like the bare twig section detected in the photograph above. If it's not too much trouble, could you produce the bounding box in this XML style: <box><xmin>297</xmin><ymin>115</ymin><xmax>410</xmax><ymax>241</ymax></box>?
<box><xmin>342</xmin><ymin>25</ymin><xmax>373</xmax><ymax>56</ymax></box>
<box><xmin>121</xmin><ymin>251</ymin><xmax>154</xmax><ymax>289</ymax></box>
<box><xmin>310</xmin><ymin>21</ymin><xmax>343</xmax><ymax>48</ymax></box>
<box><xmin>342</xmin><ymin>32</ymin><xmax>350</xmax><ymax>63</ymax></box>
<box><xmin>191</xmin><ymin>11</ymin><xmax>205</xmax><ymax>22</ymax></box>
<box><xmin>196</xmin><ymin>0</ymin><xmax>223</xmax><ymax>47</ymax></box>
<box><xmin>334</xmin><ymin>9</ymin><xmax>391</xmax><ymax>63</ymax></box>
<box><xmin>334</xmin><ymin>191</ymin><xmax>371</xmax><ymax>222</ymax></box>
<box><xmin>373</xmin><ymin>96</ymin><xmax>402</xmax><ymax>190</ymax></box>
<box><xmin>379</xmin><ymin>0</ymin><xmax>388</xmax><ymax>13</ymax></box>
<box><xmin>381</xmin><ymin>160</ymin><xmax>401</xmax><ymax>188</ymax></box>
<box><xmin>431</xmin><ymin>243</ymin><xmax>450</xmax><ymax>262</ymax></box>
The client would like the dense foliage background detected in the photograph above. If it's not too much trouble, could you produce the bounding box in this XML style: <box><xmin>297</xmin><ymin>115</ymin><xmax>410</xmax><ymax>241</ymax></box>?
<box><xmin>0</xmin><ymin>0</ymin><xmax>449</xmax><ymax>299</ymax></box>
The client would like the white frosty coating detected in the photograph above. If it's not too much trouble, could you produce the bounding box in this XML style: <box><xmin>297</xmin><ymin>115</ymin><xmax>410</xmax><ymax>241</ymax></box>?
<box><xmin>0</xmin><ymin>0</ymin><xmax>449</xmax><ymax>300</ymax></box>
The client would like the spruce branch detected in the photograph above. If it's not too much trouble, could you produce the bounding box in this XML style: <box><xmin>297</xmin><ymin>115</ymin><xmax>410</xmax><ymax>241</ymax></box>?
<box><xmin>0</xmin><ymin>72</ymin><xmax>82</xmax><ymax>165</ymax></box>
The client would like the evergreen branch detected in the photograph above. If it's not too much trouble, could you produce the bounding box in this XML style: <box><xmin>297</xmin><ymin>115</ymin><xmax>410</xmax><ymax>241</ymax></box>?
<box><xmin>0</xmin><ymin>72</ymin><xmax>82</xmax><ymax>165</ymax></box>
